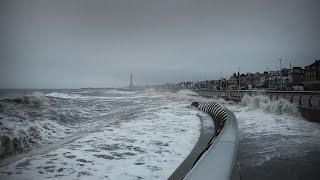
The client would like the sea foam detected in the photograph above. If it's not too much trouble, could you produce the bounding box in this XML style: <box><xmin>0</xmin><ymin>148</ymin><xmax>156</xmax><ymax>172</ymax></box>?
<box><xmin>241</xmin><ymin>94</ymin><xmax>301</xmax><ymax>116</ymax></box>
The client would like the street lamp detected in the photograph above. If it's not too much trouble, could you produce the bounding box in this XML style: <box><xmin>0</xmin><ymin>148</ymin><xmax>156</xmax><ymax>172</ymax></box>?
<box><xmin>279</xmin><ymin>58</ymin><xmax>283</xmax><ymax>90</ymax></box>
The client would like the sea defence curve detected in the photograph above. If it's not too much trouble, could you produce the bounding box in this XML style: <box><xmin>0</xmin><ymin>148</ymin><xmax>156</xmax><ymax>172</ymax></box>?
<box><xmin>169</xmin><ymin>101</ymin><xmax>239</xmax><ymax>180</ymax></box>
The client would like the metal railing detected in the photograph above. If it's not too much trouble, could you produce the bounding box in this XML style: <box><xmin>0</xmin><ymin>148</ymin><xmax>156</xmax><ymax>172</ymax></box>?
<box><xmin>194</xmin><ymin>89</ymin><xmax>320</xmax><ymax>108</ymax></box>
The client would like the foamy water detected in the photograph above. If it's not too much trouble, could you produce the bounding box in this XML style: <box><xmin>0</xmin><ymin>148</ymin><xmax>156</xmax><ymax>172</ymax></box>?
<box><xmin>2</xmin><ymin>89</ymin><xmax>319</xmax><ymax>179</ymax></box>
<box><xmin>216</xmin><ymin>95</ymin><xmax>320</xmax><ymax>167</ymax></box>
<box><xmin>0</xmin><ymin>89</ymin><xmax>201</xmax><ymax>179</ymax></box>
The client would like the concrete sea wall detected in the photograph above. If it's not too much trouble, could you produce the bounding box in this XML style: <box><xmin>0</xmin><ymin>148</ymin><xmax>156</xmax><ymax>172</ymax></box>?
<box><xmin>169</xmin><ymin>102</ymin><xmax>239</xmax><ymax>180</ymax></box>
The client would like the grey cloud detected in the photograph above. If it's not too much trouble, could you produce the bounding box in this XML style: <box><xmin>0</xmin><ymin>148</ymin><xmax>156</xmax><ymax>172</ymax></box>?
<box><xmin>1</xmin><ymin>0</ymin><xmax>319</xmax><ymax>88</ymax></box>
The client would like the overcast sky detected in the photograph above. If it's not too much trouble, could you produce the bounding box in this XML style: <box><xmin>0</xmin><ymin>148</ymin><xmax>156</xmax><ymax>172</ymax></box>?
<box><xmin>1</xmin><ymin>0</ymin><xmax>319</xmax><ymax>88</ymax></box>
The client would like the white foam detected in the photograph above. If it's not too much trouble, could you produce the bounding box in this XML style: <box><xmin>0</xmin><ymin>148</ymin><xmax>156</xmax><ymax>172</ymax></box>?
<box><xmin>144</xmin><ymin>88</ymin><xmax>156</xmax><ymax>93</ymax></box>
<box><xmin>241</xmin><ymin>94</ymin><xmax>301</xmax><ymax>116</ymax></box>
<box><xmin>45</xmin><ymin>92</ymin><xmax>78</xmax><ymax>99</ymax></box>
<box><xmin>217</xmin><ymin>95</ymin><xmax>320</xmax><ymax>166</ymax></box>
<box><xmin>0</xmin><ymin>90</ymin><xmax>201</xmax><ymax>179</ymax></box>
<box><xmin>177</xmin><ymin>89</ymin><xmax>200</xmax><ymax>96</ymax></box>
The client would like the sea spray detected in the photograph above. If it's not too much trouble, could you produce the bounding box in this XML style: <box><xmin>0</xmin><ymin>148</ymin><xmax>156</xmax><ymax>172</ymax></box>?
<box><xmin>0</xmin><ymin>89</ymin><xmax>202</xmax><ymax>179</ymax></box>
<box><xmin>241</xmin><ymin>94</ymin><xmax>301</xmax><ymax>116</ymax></box>
<box><xmin>223</xmin><ymin>95</ymin><xmax>320</xmax><ymax>168</ymax></box>
<box><xmin>1</xmin><ymin>92</ymin><xmax>48</xmax><ymax>108</ymax></box>
<box><xmin>0</xmin><ymin>126</ymin><xmax>41</xmax><ymax>160</ymax></box>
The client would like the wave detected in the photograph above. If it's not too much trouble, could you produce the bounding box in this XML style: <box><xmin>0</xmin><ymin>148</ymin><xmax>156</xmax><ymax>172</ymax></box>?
<box><xmin>169</xmin><ymin>90</ymin><xmax>212</xmax><ymax>104</ymax></box>
<box><xmin>45</xmin><ymin>92</ymin><xmax>79</xmax><ymax>99</ymax></box>
<box><xmin>240</xmin><ymin>94</ymin><xmax>301</xmax><ymax>116</ymax></box>
<box><xmin>0</xmin><ymin>116</ymin><xmax>74</xmax><ymax>163</ymax></box>
<box><xmin>144</xmin><ymin>88</ymin><xmax>156</xmax><ymax>93</ymax></box>
<box><xmin>0</xmin><ymin>92</ymin><xmax>47</xmax><ymax>107</ymax></box>
<box><xmin>0</xmin><ymin>126</ymin><xmax>41</xmax><ymax>160</ymax></box>
<box><xmin>177</xmin><ymin>89</ymin><xmax>199</xmax><ymax>96</ymax></box>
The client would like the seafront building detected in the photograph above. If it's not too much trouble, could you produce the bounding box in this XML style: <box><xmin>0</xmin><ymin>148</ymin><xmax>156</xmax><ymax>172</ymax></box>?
<box><xmin>171</xmin><ymin>59</ymin><xmax>320</xmax><ymax>91</ymax></box>
<box><xmin>289</xmin><ymin>67</ymin><xmax>305</xmax><ymax>90</ymax></box>
<box><xmin>304</xmin><ymin>60</ymin><xmax>320</xmax><ymax>91</ymax></box>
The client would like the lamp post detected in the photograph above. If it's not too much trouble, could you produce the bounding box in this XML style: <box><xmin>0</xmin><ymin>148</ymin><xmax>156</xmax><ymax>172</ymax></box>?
<box><xmin>220</xmin><ymin>72</ymin><xmax>223</xmax><ymax>90</ymax></box>
<box><xmin>279</xmin><ymin>58</ymin><xmax>282</xmax><ymax>90</ymax></box>
<box><xmin>238</xmin><ymin>68</ymin><xmax>241</xmax><ymax>90</ymax></box>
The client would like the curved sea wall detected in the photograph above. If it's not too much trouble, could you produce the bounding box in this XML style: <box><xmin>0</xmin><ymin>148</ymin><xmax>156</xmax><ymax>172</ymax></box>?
<box><xmin>184</xmin><ymin>108</ymin><xmax>239</xmax><ymax>180</ymax></box>
<box><xmin>169</xmin><ymin>102</ymin><xmax>239</xmax><ymax>180</ymax></box>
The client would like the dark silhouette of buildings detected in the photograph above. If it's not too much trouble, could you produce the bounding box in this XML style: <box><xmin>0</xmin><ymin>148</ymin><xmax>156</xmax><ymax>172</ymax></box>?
<box><xmin>304</xmin><ymin>60</ymin><xmax>320</xmax><ymax>90</ymax></box>
<box><xmin>165</xmin><ymin>59</ymin><xmax>320</xmax><ymax>91</ymax></box>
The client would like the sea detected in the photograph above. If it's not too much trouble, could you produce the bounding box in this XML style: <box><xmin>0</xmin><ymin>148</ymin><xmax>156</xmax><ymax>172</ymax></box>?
<box><xmin>0</xmin><ymin>88</ymin><xmax>320</xmax><ymax>180</ymax></box>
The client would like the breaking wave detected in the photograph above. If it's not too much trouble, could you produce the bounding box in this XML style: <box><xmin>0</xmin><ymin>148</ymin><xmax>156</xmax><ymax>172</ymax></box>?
<box><xmin>45</xmin><ymin>92</ymin><xmax>78</xmax><ymax>99</ymax></box>
<box><xmin>0</xmin><ymin>126</ymin><xmax>42</xmax><ymax>160</ymax></box>
<box><xmin>241</xmin><ymin>94</ymin><xmax>301</xmax><ymax>116</ymax></box>
<box><xmin>177</xmin><ymin>89</ymin><xmax>199</xmax><ymax>96</ymax></box>
<box><xmin>144</xmin><ymin>88</ymin><xmax>156</xmax><ymax>93</ymax></box>
<box><xmin>0</xmin><ymin>92</ymin><xmax>47</xmax><ymax>107</ymax></box>
<box><xmin>0</xmin><ymin>91</ymin><xmax>78</xmax><ymax>163</ymax></box>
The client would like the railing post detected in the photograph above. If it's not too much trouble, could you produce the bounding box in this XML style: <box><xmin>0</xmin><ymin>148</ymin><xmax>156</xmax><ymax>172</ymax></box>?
<box><xmin>309</xmin><ymin>96</ymin><xmax>313</xmax><ymax>107</ymax></box>
<box><xmin>291</xmin><ymin>94</ymin><xmax>294</xmax><ymax>103</ymax></box>
<box><xmin>299</xmin><ymin>95</ymin><xmax>303</xmax><ymax>106</ymax></box>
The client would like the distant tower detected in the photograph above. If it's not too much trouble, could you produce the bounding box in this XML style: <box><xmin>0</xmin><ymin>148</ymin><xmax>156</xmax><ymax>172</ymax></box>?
<box><xmin>130</xmin><ymin>74</ymin><xmax>133</xmax><ymax>87</ymax></box>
